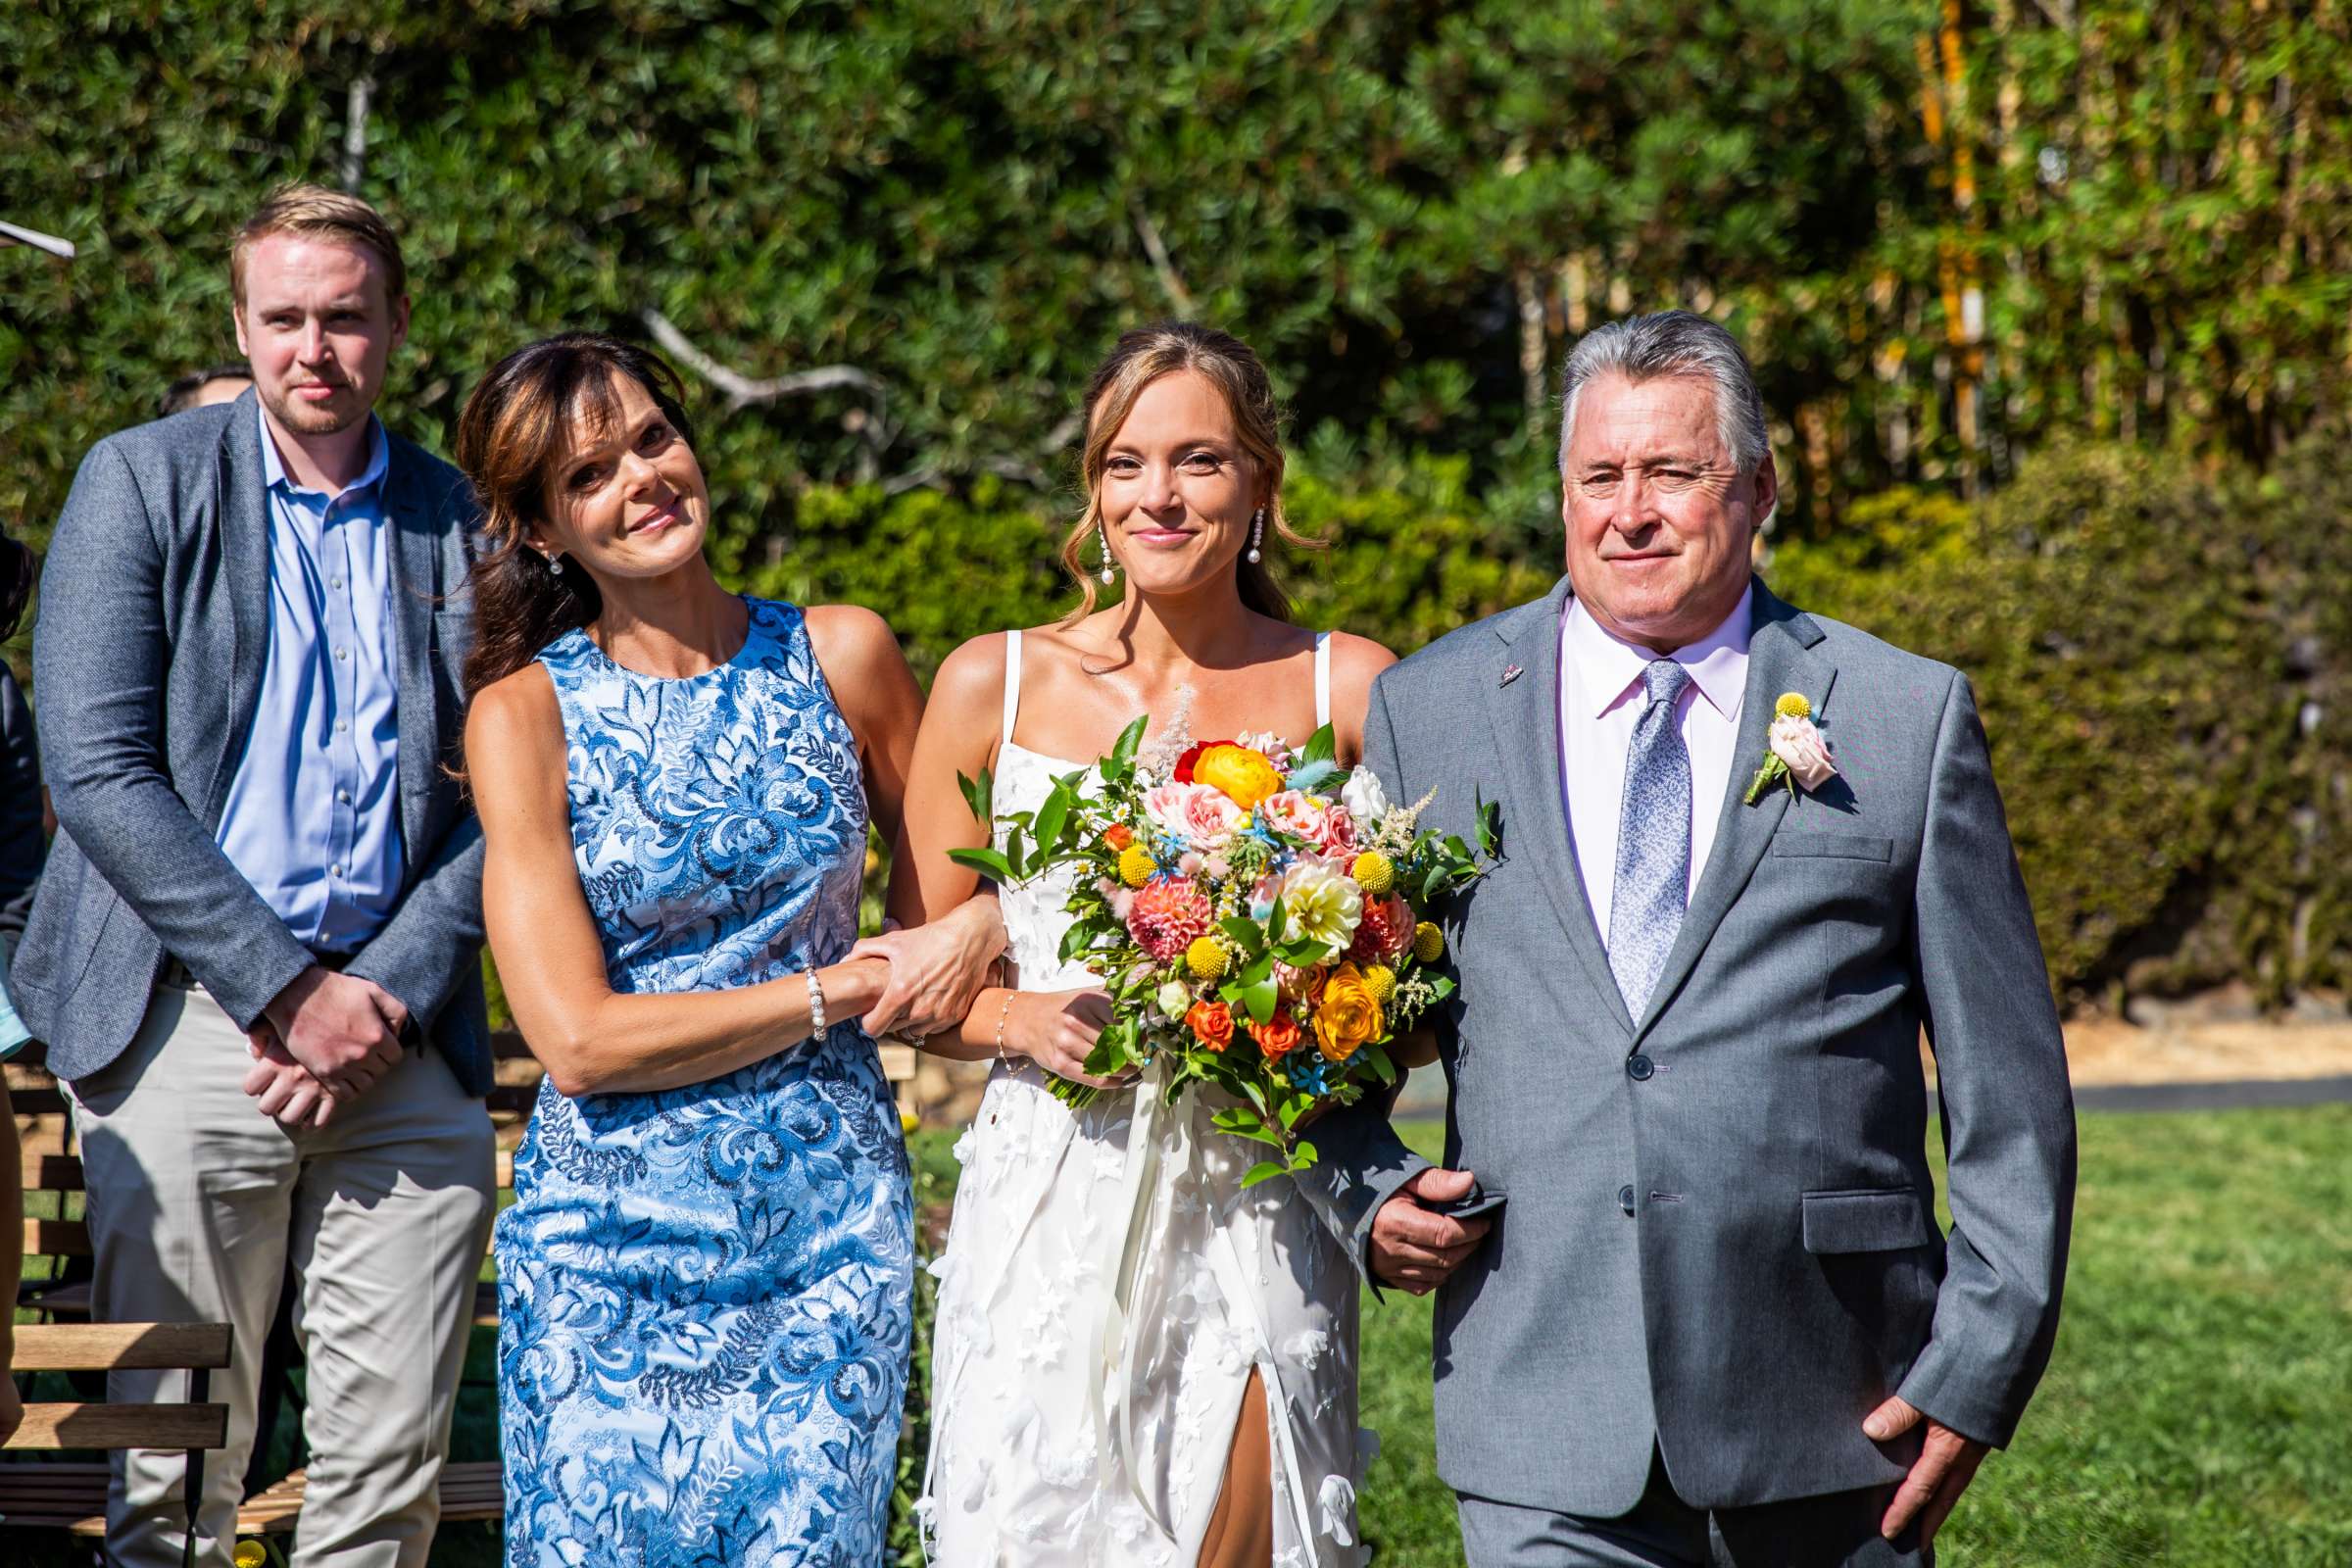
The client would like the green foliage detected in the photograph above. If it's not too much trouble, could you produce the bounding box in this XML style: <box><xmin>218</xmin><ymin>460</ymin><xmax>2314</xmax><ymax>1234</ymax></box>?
<box><xmin>1772</xmin><ymin>426</ymin><xmax>2350</xmax><ymax>1008</ymax></box>
<box><xmin>8</xmin><ymin>1</ymin><xmax>2343</xmax><ymax>551</ymax></box>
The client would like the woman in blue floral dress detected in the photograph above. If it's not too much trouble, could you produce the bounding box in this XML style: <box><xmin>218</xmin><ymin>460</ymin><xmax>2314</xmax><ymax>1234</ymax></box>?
<box><xmin>456</xmin><ymin>333</ymin><xmax>1002</xmax><ymax>1566</ymax></box>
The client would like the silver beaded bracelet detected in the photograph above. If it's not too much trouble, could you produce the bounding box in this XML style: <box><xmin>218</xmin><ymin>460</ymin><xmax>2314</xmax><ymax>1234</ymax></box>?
<box><xmin>806</xmin><ymin>968</ymin><xmax>827</xmax><ymax>1037</ymax></box>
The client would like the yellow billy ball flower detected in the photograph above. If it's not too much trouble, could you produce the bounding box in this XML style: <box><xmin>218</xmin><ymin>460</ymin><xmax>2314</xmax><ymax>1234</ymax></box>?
<box><xmin>1350</xmin><ymin>850</ymin><xmax>1396</xmax><ymax>896</ymax></box>
<box><xmin>1117</xmin><ymin>844</ymin><xmax>1156</xmax><ymax>888</ymax></box>
<box><xmin>1186</xmin><ymin>937</ymin><xmax>1228</xmax><ymax>981</ymax></box>
<box><xmin>233</xmin><ymin>1544</ymin><xmax>270</xmax><ymax>1568</ymax></box>
<box><xmin>1361</xmin><ymin>964</ymin><xmax>1396</xmax><ymax>1004</ymax></box>
<box><xmin>899</xmin><ymin>1108</ymin><xmax>920</xmax><ymax>1136</ymax></box>
<box><xmin>1774</xmin><ymin>691</ymin><xmax>1812</xmax><ymax>720</ymax></box>
<box><xmin>1412</xmin><ymin>921</ymin><xmax>1445</xmax><ymax>963</ymax></box>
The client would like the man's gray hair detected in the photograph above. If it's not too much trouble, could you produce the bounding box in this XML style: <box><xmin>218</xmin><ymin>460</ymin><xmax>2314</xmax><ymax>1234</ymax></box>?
<box><xmin>1557</xmin><ymin>310</ymin><xmax>1770</xmax><ymax>475</ymax></box>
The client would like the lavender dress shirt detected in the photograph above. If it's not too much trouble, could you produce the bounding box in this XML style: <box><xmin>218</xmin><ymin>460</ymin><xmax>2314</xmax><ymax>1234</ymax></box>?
<box><xmin>214</xmin><ymin>405</ymin><xmax>404</xmax><ymax>954</ymax></box>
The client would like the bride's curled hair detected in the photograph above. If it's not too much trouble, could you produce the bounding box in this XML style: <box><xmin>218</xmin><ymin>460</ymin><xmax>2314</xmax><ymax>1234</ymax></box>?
<box><xmin>1060</xmin><ymin>320</ymin><xmax>1317</xmax><ymax>623</ymax></box>
<box><xmin>454</xmin><ymin>332</ymin><xmax>698</xmax><ymax>698</ymax></box>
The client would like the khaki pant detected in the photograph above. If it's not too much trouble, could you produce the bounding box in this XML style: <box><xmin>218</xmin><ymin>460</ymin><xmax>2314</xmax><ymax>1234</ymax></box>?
<box><xmin>66</xmin><ymin>983</ymin><xmax>495</xmax><ymax>1568</ymax></box>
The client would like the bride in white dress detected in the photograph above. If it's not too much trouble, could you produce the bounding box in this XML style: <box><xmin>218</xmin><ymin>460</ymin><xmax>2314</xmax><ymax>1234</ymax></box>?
<box><xmin>896</xmin><ymin>323</ymin><xmax>1399</xmax><ymax>1567</ymax></box>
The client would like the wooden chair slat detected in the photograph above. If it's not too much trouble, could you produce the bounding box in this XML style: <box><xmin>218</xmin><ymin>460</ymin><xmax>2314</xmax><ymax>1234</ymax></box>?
<box><xmin>7</xmin><ymin>1402</ymin><xmax>229</xmax><ymax>1450</ymax></box>
<box><xmin>14</xmin><ymin>1117</ymin><xmax>72</xmax><ymax>1158</ymax></box>
<box><xmin>19</xmin><ymin>1278</ymin><xmax>94</xmax><ymax>1317</ymax></box>
<box><xmin>11</xmin><ymin>1321</ymin><xmax>234</xmax><ymax>1372</ymax></box>
<box><xmin>7</xmin><ymin>1086</ymin><xmax>70</xmax><ymax>1117</ymax></box>
<box><xmin>24</xmin><ymin>1218</ymin><xmax>93</xmax><ymax>1256</ymax></box>
<box><xmin>0</xmin><ymin>1463</ymin><xmax>110</xmax><ymax>1533</ymax></box>
<box><xmin>21</xmin><ymin>1150</ymin><xmax>81</xmax><ymax>1188</ymax></box>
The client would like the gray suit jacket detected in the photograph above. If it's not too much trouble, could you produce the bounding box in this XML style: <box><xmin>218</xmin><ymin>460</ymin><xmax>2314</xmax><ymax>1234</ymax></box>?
<box><xmin>15</xmin><ymin>390</ymin><xmax>492</xmax><ymax>1097</ymax></box>
<box><xmin>1300</xmin><ymin>575</ymin><xmax>2075</xmax><ymax>1515</ymax></box>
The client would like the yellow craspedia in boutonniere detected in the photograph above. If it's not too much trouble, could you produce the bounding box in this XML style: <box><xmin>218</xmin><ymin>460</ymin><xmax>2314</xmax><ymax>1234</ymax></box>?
<box><xmin>1192</xmin><ymin>743</ymin><xmax>1285</xmax><ymax>810</ymax></box>
<box><xmin>1314</xmin><ymin>962</ymin><xmax>1386</xmax><ymax>1062</ymax></box>
<box><xmin>1774</xmin><ymin>691</ymin><xmax>1812</xmax><ymax>721</ymax></box>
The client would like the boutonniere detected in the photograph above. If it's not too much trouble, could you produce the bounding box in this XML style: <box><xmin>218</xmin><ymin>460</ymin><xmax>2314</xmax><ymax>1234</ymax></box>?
<box><xmin>1743</xmin><ymin>693</ymin><xmax>1838</xmax><ymax>804</ymax></box>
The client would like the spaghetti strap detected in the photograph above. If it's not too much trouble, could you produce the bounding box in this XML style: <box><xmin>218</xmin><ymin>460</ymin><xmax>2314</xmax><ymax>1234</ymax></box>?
<box><xmin>1002</xmin><ymin>628</ymin><xmax>1024</xmax><ymax>749</ymax></box>
<box><xmin>1313</xmin><ymin>631</ymin><xmax>1332</xmax><ymax>730</ymax></box>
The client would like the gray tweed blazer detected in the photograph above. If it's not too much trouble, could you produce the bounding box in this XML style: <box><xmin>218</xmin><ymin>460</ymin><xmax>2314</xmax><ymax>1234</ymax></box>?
<box><xmin>14</xmin><ymin>389</ymin><xmax>491</xmax><ymax>1096</ymax></box>
<box><xmin>1298</xmin><ymin>574</ymin><xmax>2076</xmax><ymax>1515</ymax></box>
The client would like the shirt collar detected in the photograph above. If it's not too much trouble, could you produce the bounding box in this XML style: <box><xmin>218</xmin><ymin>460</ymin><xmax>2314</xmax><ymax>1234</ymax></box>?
<box><xmin>1563</xmin><ymin>581</ymin><xmax>1753</xmax><ymax>721</ymax></box>
<box><xmin>257</xmin><ymin>401</ymin><xmax>390</xmax><ymax>504</ymax></box>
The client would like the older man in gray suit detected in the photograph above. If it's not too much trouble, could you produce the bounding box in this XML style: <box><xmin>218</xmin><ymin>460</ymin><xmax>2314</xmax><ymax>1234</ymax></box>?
<box><xmin>15</xmin><ymin>185</ymin><xmax>493</xmax><ymax>1568</ymax></box>
<box><xmin>1303</xmin><ymin>312</ymin><xmax>2075</xmax><ymax>1566</ymax></box>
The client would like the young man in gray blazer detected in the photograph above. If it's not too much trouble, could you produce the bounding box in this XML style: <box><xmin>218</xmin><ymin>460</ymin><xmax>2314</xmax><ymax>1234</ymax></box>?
<box><xmin>1302</xmin><ymin>312</ymin><xmax>2076</xmax><ymax>1566</ymax></box>
<box><xmin>16</xmin><ymin>185</ymin><xmax>494</xmax><ymax>1568</ymax></box>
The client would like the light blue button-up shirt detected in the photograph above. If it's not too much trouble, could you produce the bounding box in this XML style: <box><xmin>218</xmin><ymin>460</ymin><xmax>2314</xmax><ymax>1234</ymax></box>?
<box><xmin>216</xmin><ymin>404</ymin><xmax>405</xmax><ymax>954</ymax></box>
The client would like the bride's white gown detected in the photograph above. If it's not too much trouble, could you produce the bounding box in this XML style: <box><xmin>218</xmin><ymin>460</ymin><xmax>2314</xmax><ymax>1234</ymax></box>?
<box><xmin>920</xmin><ymin>630</ymin><xmax>1371</xmax><ymax>1568</ymax></box>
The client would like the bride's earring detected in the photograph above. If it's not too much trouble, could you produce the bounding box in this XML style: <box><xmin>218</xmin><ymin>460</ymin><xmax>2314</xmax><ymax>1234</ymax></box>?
<box><xmin>547</xmin><ymin>553</ymin><xmax>564</xmax><ymax>577</ymax></box>
<box><xmin>1246</xmin><ymin>508</ymin><xmax>1264</xmax><ymax>564</ymax></box>
<box><xmin>1098</xmin><ymin>524</ymin><xmax>1116</xmax><ymax>586</ymax></box>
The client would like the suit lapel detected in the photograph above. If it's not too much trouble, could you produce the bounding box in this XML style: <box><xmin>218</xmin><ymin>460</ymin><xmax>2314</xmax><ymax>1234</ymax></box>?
<box><xmin>215</xmin><ymin>394</ymin><xmax>273</xmax><ymax>826</ymax></box>
<box><xmin>1632</xmin><ymin>579</ymin><xmax>1836</xmax><ymax>1041</ymax></box>
<box><xmin>380</xmin><ymin>441</ymin><xmax>441</xmax><ymax>860</ymax></box>
<box><xmin>1483</xmin><ymin>577</ymin><xmax>1636</xmax><ymax>1039</ymax></box>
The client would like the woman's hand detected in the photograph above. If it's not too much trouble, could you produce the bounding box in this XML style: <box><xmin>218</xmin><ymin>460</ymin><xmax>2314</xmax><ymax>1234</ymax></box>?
<box><xmin>1004</xmin><ymin>988</ymin><xmax>1134</xmax><ymax>1089</ymax></box>
<box><xmin>847</xmin><ymin>897</ymin><xmax>1007</xmax><ymax>1040</ymax></box>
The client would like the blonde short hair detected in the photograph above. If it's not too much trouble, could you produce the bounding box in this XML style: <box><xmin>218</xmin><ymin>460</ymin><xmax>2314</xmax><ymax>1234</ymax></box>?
<box><xmin>230</xmin><ymin>183</ymin><xmax>407</xmax><ymax>308</ymax></box>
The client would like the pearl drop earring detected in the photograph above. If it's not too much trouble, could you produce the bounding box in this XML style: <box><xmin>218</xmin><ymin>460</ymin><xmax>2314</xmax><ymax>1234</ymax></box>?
<box><xmin>1098</xmin><ymin>524</ymin><xmax>1116</xmax><ymax>586</ymax></box>
<box><xmin>548</xmin><ymin>554</ymin><xmax>564</xmax><ymax>577</ymax></box>
<box><xmin>1246</xmin><ymin>508</ymin><xmax>1265</xmax><ymax>564</ymax></box>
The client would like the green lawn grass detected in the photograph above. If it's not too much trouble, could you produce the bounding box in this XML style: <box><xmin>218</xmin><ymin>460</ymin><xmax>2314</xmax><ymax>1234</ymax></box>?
<box><xmin>16</xmin><ymin>1105</ymin><xmax>2351</xmax><ymax>1565</ymax></box>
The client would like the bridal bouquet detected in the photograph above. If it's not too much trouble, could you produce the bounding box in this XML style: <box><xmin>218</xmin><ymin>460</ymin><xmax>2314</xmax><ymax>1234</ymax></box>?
<box><xmin>953</xmin><ymin>715</ymin><xmax>1494</xmax><ymax>1184</ymax></box>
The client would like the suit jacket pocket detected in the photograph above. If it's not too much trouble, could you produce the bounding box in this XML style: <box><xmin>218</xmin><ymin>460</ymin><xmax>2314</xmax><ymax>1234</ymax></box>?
<box><xmin>1801</xmin><ymin>1187</ymin><xmax>1938</xmax><ymax>1253</ymax></box>
<box><xmin>1770</xmin><ymin>833</ymin><xmax>1894</xmax><ymax>863</ymax></box>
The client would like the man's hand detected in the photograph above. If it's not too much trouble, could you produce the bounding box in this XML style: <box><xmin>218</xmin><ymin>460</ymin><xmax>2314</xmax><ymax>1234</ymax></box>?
<box><xmin>262</xmin><ymin>967</ymin><xmax>406</xmax><ymax>1099</ymax></box>
<box><xmin>1368</xmin><ymin>1167</ymin><xmax>1494</xmax><ymax>1296</ymax></box>
<box><xmin>243</xmin><ymin>1024</ymin><xmax>339</xmax><ymax>1129</ymax></box>
<box><xmin>1865</xmin><ymin>1395</ymin><xmax>1989</xmax><ymax>1545</ymax></box>
<box><xmin>848</xmin><ymin>898</ymin><xmax>1007</xmax><ymax>1039</ymax></box>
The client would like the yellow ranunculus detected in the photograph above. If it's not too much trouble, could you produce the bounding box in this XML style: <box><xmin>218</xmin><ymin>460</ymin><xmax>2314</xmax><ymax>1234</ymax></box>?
<box><xmin>1314</xmin><ymin>962</ymin><xmax>1385</xmax><ymax>1063</ymax></box>
<box><xmin>1193</xmin><ymin>744</ymin><xmax>1286</xmax><ymax>810</ymax></box>
<box><xmin>1412</xmin><ymin>921</ymin><xmax>1444</xmax><ymax>963</ymax></box>
<box><xmin>1117</xmin><ymin>844</ymin><xmax>1157</xmax><ymax>888</ymax></box>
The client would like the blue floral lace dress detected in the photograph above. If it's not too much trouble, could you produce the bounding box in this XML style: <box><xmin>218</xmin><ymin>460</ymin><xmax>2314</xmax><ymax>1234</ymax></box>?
<box><xmin>497</xmin><ymin>598</ymin><xmax>913</xmax><ymax>1567</ymax></box>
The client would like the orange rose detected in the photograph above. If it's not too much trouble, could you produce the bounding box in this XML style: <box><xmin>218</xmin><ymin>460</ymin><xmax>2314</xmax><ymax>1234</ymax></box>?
<box><xmin>1187</xmin><ymin>1000</ymin><xmax>1234</xmax><ymax>1053</ymax></box>
<box><xmin>1104</xmin><ymin>822</ymin><xmax>1135</xmax><ymax>851</ymax></box>
<box><xmin>1249</xmin><ymin>1011</ymin><xmax>1302</xmax><ymax>1060</ymax></box>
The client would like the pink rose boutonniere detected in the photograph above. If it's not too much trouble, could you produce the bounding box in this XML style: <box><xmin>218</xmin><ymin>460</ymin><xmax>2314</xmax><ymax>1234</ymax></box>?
<box><xmin>1744</xmin><ymin>692</ymin><xmax>1838</xmax><ymax>804</ymax></box>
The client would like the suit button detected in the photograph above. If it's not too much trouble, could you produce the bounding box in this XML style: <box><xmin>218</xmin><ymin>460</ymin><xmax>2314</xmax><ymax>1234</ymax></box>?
<box><xmin>1627</xmin><ymin>1054</ymin><xmax>1655</xmax><ymax>1082</ymax></box>
<box><xmin>1618</xmin><ymin>1184</ymin><xmax>1636</xmax><ymax>1215</ymax></box>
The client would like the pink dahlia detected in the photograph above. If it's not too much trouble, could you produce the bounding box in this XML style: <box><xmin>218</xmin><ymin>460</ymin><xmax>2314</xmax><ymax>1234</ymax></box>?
<box><xmin>1348</xmin><ymin>895</ymin><xmax>1414</xmax><ymax>963</ymax></box>
<box><xmin>1128</xmin><ymin>877</ymin><xmax>1214</xmax><ymax>962</ymax></box>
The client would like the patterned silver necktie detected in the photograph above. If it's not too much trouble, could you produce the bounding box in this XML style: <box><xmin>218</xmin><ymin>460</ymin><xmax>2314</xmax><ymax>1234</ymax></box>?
<box><xmin>1608</xmin><ymin>659</ymin><xmax>1693</xmax><ymax>1016</ymax></box>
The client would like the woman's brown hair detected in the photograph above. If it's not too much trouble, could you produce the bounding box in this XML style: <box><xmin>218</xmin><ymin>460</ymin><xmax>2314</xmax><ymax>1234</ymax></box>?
<box><xmin>1058</xmin><ymin>321</ymin><xmax>1316</xmax><ymax>623</ymax></box>
<box><xmin>455</xmin><ymin>332</ymin><xmax>698</xmax><ymax>698</ymax></box>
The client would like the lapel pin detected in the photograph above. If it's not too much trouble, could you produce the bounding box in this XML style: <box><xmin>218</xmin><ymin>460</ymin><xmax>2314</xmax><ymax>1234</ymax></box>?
<box><xmin>1500</xmin><ymin>663</ymin><xmax>1524</xmax><ymax>688</ymax></box>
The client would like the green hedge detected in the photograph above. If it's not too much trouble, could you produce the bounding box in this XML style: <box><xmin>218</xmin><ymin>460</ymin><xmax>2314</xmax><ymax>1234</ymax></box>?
<box><xmin>1771</xmin><ymin>430</ymin><xmax>2349</xmax><ymax>1009</ymax></box>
